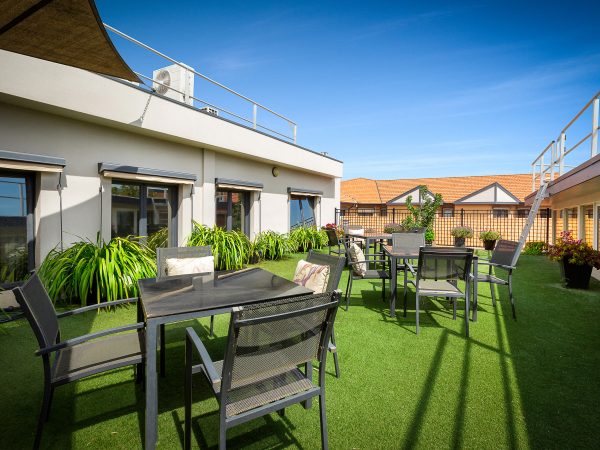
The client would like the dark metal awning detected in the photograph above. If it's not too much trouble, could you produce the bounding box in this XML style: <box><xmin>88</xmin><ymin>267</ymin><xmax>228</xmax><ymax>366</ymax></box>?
<box><xmin>0</xmin><ymin>0</ymin><xmax>139</xmax><ymax>82</ymax></box>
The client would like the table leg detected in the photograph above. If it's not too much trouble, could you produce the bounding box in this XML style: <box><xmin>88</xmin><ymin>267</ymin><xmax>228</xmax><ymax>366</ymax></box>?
<box><xmin>145</xmin><ymin>319</ymin><xmax>158</xmax><ymax>449</ymax></box>
<box><xmin>390</xmin><ymin>256</ymin><xmax>397</xmax><ymax>318</ymax></box>
<box><xmin>472</xmin><ymin>258</ymin><xmax>479</xmax><ymax>322</ymax></box>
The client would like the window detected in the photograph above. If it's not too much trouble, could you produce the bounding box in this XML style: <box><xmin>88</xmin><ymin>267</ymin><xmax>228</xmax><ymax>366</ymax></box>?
<box><xmin>442</xmin><ymin>207</ymin><xmax>454</xmax><ymax>218</ymax></box>
<box><xmin>517</xmin><ymin>209</ymin><xmax>530</xmax><ymax>218</ymax></box>
<box><xmin>111</xmin><ymin>181</ymin><xmax>176</xmax><ymax>246</ymax></box>
<box><xmin>0</xmin><ymin>172</ymin><xmax>34</xmax><ymax>285</ymax></box>
<box><xmin>492</xmin><ymin>209</ymin><xmax>509</xmax><ymax>218</ymax></box>
<box><xmin>216</xmin><ymin>190</ymin><xmax>250</xmax><ymax>234</ymax></box>
<box><xmin>290</xmin><ymin>195</ymin><xmax>315</xmax><ymax>229</ymax></box>
<box><xmin>357</xmin><ymin>208</ymin><xmax>375</xmax><ymax>216</ymax></box>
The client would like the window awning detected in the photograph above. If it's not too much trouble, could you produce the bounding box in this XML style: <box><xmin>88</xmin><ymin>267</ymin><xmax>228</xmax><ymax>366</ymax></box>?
<box><xmin>215</xmin><ymin>178</ymin><xmax>263</xmax><ymax>192</ymax></box>
<box><xmin>99</xmin><ymin>163</ymin><xmax>196</xmax><ymax>185</ymax></box>
<box><xmin>0</xmin><ymin>150</ymin><xmax>65</xmax><ymax>173</ymax></box>
<box><xmin>0</xmin><ymin>0</ymin><xmax>139</xmax><ymax>82</ymax></box>
<box><xmin>287</xmin><ymin>187</ymin><xmax>323</xmax><ymax>197</ymax></box>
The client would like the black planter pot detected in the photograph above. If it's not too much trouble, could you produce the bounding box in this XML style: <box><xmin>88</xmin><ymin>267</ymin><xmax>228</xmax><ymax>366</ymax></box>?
<box><xmin>483</xmin><ymin>239</ymin><xmax>497</xmax><ymax>251</ymax></box>
<box><xmin>454</xmin><ymin>237</ymin><xmax>465</xmax><ymax>247</ymax></box>
<box><xmin>562</xmin><ymin>258</ymin><xmax>593</xmax><ymax>289</ymax></box>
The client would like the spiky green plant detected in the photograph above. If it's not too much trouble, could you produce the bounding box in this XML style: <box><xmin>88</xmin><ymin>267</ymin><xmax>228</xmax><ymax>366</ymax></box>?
<box><xmin>0</xmin><ymin>245</ymin><xmax>29</xmax><ymax>284</ymax></box>
<box><xmin>252</xmin><ymin>231</ymin><xmax>292</xmax><ymax>261</ymax></box>
<box><xmin>38</xmin><ymin>235</ymin><xmax>156</xmax><ymax>304</ymax></box>
<box><xmin>289</xmin><ymin>226</ymin><xmax>328</xmax><ymax>252</ymax></box>
<box><xmin>187</xmin><ymin>223</ymin><xmax>251</xmax><ymax>270</ymax></box>
<box><xmin>146</xmin><ymin>227</ymin><xmax>169</xmax><ymax>252</ymax></box>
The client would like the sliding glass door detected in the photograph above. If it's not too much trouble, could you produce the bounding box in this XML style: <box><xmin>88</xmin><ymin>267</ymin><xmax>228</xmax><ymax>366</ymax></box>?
<box><xmin>216</xmin><ymin>190</ymin><xmax>250</xmax><ymax>235</ymax></box>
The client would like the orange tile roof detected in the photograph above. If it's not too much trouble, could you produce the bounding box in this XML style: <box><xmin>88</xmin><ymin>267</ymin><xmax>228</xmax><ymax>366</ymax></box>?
<box><xmin>341</xmin><ymin>174</ymin><xmax>533</xmax><ymax>205</ymax></box>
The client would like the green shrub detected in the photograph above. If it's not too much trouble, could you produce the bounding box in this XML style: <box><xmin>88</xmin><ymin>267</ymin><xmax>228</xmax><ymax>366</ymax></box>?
<box><xmin>252</xmin><ymin>231</ymin><xmax>291</xmax><ymax>261</ymax></box>
<box><xmin>187</xmin><ymin>223</ymin><xmax>251</xmax><ymax>270</ymax></box>
<box><xmin>383</xmin><ymin>223</ymin><xmax>405</xmax><ymax>234</ymax></box>
<box><xmin>38</xmin><ymin>235</ymin><xmax>156</xmax><ymax>304</ymax></box>
<box><xmin>425</xmin><ymin>229</ymin><xmax>435</xmax><ymax>243</ymax></box>
<box><xmin>145</xmin><ymin>227</ymin><xmax>169</xmax><ymax>252</ymax></box>
<box><xmin>289</xmin><ymin>226</ymin><xmax>328</xmax><ymax>252</ymax></box>
<box><xmin>0</xmin><ymin>245</ymin><xmax>29</xmax><ymax>284</ymax></box>
<box><xmin>451</xmin><ymin>226</ymin><xmax>474</xmax><ymax>238</ymax></box>
<box><xmin>523</xmin><ymin>241</ymin><xmax>548</xmax><ymax>255</ymax></box>
<box><xmin>479</xmin><ymin>230</ymin><xmax>501</xmax><ymax>241</ymax></box>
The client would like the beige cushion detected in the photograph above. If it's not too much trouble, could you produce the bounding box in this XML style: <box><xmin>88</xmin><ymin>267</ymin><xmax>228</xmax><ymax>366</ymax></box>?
<box><xmin>348</xmin><ymin>243</ymin><xmax>367</xmax><ymax>276</ymax></box>
<box><xmin>293</xmin><ymin>260</ymin><xmax>330</xmax><ymax>294</ymax></box>
<box><xmin>166</xmin><ymin>256</ymin><xmax>214</xmax><ymax>276</ymax></box>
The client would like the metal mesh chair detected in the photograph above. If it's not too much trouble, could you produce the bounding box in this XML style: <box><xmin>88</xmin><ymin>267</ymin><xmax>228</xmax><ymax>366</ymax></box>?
<box><xmin>407</xmin><ymin>247</ymin><xmax>474</xmax><ymax>336</ymax></box>
<box><xmin>305</xmin><ymin>250</ymin><xmax>346</xmax><ymax>378</ymax></box>
<box><xmin>473</xmin><ymin>239</ymin><xmax>519</xmax><ymax>320</ymax></box>
<box><xmin>324</xmin><ymin>229</ymin><xmax>345</xmax><ymax>257</ymax></box>
<box><xmin>13</xmin><ymin>274</ymin><xmax>144</xmax><ymax>450</ymax></box>
<box><xmin>185</xmin><ymin>290</ymin><xmax>341</xmax><ymax>450</ymax></box>
<box><xmin>156</xmin><ymin>246</ymin><xmax>213</xmax><ymax>376</ymax></box>
<box><xmin>344</xmin><ymin>244</ymin><xmax>390</xmax><ymax>311</ymax></box>
<box><xmin>392</xmin><ymin>232</ymin><xmax>425</xmax><ymax>315</ymax></box>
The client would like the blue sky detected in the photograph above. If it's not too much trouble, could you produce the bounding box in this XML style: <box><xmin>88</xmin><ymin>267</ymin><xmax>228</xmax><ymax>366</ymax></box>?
<box><xmin>97</xmin><ymin>1</ymin><xmax>599</xmax><ymax>180</ymax></box>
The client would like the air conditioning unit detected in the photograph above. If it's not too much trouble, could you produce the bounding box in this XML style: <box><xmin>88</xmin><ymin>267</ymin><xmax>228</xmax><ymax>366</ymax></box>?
<box><xmin>200</xmin><ymin>106</ymin><xmax>219</xmax><ymax>116</ymax></box>
<box><xmin>152</xmin><ymin>64</ymin><xmax>194</xmax><ymax>105</ymax></box>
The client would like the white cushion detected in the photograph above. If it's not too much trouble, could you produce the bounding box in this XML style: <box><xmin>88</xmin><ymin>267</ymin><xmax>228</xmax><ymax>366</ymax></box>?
<box><xmin>293</xmin><ymin>260</ymin><xmax>330</xmax><ymax>294</ymax></box>
<box><xmin>166</xmin><ymin>256</ymin><xmax>214</xmax><ymax>276</ymax></box>
<box><xmin>348</xmin><ymin>243</ymin><xmax>367</xmax><ymax>276</ymax></box>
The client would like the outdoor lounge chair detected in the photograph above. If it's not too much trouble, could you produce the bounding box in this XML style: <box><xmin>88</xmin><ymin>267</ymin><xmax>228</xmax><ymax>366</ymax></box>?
<box><xmin>184</xmin><ymin>290</ymin><xmax>341</xmax><ymax>450</ymax></box>
<box><xmin>305</xmin><ymin>250</ymin><xmax>346</xmax><ymax>377</ymax></box>
<box><xmin>407</xmin><ymin>247</ymin><xmax>474</xmax><ymax>336</ymax></box>
<box><xmin>13</xmin><ymin>274</ymin><xmax>144</xmax><ymax>450</ymax></box>
<box><xmin>156</xmin><ymin>246</ymin><xmax>213</xmax><ymax>376</ymax></box>
<box><xmin>472</xmin><ymin>239</ymin><xmax>519</xmax><ymax>320</ymax></box>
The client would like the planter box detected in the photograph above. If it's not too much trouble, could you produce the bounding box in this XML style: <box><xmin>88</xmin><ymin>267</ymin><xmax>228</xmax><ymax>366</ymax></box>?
<box><xmin>454</xmin><ymin>237</ymin><xmax>465</xmax><ymax>247</ymax></box>
<box><xmin>483</xmin><ymin>239</ymin><xmax>497</xmax><ymax>251</ymax></box>
<box><xmin>562</xmin><ymin>258</ymin><xmax>593</xmax><ymax>289</ymax></box>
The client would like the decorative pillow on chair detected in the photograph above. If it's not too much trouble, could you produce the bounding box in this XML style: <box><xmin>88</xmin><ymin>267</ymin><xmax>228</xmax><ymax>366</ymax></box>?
<box><xmin>293</xmin><ymin>260</ymin><xmax>330</xmax><ymax>294</ymax></box>
<box><xmin>166</xmin><ymin>256</ymin><xmax>215</xmax><ymax>276</ymax></box>
<box><xmin>348</xmin><ymin>243</ymin><xmax>367</xmax><ymax>277</ymax></box>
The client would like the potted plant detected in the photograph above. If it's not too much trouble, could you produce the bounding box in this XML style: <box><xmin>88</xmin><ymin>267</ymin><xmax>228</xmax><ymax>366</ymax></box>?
<box><xmin>547</xmin><ymin>230</ymin><xmax>600</xmax><ymax>289</ymax></box>
<box><xmin>479</xmin><ymin>230</ymin><xmax>501</xmax><ymax>250</ymax></box>
<box><xmin>451</xmin><ymin>226</ymin><xmax>473</xmax><ymax>247</ymax></box>
<box><xmin>425</xmin><ymin>229</ymin><xmax>435</xmax><ymax>246</ymax></box>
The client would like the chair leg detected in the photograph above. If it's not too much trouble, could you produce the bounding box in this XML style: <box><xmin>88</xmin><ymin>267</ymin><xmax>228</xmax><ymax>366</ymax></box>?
<box><xmin>303</xmin><ymin>362</ymin><xmax>313</xmax><ymax>409</ymax></box>
<box><xmin>160</xmin><ymin>323</ymin><xmax>166</xmax><ymax>377</ymax></box>
<box><xmin>45</xmin><ymin>387</ymin><xmax>54</xmax><ymax>421</ymax></box>
<box><xmin>489</xmin><ymin>266</ymin><xmax>497</xmax><ymax>307</ymax></box>
<box><xmin>381</xmin><ymin>278</ymin><xmax>386</xmax><ymax>300</ymax></box>
<box><xmin>330</xmin><ymin>328</ymin><xmax>340</xmax><ymax>378</ymax></box>
<box><xmin>184</xmin><ymin>340</ymin><xmax>193</xmax><ymax>450</ymax></box>
<box><xmin>34</xmin><ymin>383</ymin><xmax>53</xmax><ymax>449</ymax></box>
<box><xmin>465</xmin><ymin>288</ymin><xmax>470</xmax><ymax>338</ymax></box>
<box><xmin>509</xmin><ymin>272</ymin><xmax>516</xmax><ymax>320</ymax></box>
<box><xmin>415</xmin><ymin>294</ymin><xmax>420</xmax><ymax>334</ymax></box>
<box><xmin>210</xmin><ymin>315</ymin><xmax>215</xmax><ymax>337</ymax></box>
<box><xmin>219</xmin><ymin>424</ymin><xmax>227</xmax><ymax>450</ymax></box>
<box><xmin>345</xmin><ymin>275</ymin><xmax>353</xmax><ymax>311</ymax></box>
<box><xmin>403</xmin><ymin>270</ymin><xmax>408</xmax><ymax>318</ymax></box>
<box><xmin>319</xmin><ymin>393</ymin><xmax>329</xmax><ymax>450</ymax></box>
<box><xmin>452</xmin><ymin>298</ymin><xmax>457</xmax><ymax>320</ymax></box>
<box><xmin>277</xmin><ymin>408</ymin><xmax>286</xmax><ymax>417</ymax></box>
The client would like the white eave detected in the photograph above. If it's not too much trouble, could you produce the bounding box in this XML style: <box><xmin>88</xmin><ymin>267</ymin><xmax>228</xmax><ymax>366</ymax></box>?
<box><xmin>0</xmin><ymin>49</ymin><xmax>343</xmax><ymax>178</ymax></box>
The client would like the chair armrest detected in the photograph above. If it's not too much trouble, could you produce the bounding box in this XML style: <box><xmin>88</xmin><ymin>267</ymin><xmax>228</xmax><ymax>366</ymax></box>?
<box><xmin>186</xmin><ymin>327</ymin><xmax>221</xmax><ymax>387</ymax></box>
<box><xmin>405</xmin><ymin>261</ymin><xmax>417</xmax><ymax>276</ymax></box>
<box><xmin>56</xmin><ymin>297</ymin><xmax>138</xmax><ymax>318</ymax></box>
<box><xmin>35</xmin><ymin>322</ymin><xmax>144</xmax><ymax>356</ymax></box>
<box><xmin>348</xmin><ymin>259</ymin><xmax>388</xmax><ymax>265</ymax></box>
<box><xmin>477</xmin><ymin>261</ymin><xmax>515</xmax><ymax>270</ymax></box>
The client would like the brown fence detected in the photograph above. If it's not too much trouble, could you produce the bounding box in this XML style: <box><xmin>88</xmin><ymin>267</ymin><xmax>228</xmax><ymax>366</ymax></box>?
<box><xmin>335</xmin><ymin>208</ymin><xmax>552</xmax><ymax>248</ymax></box>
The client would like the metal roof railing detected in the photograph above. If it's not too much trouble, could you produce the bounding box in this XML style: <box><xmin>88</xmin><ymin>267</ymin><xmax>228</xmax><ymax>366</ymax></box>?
<box><xmin>104</xmin><ymin>24</ymin><xmax>298</xmax><ymax>143</ymax></box>
<box><xmin>531</xmin><ymin>91</ymin><xmax>600</xmax><ymax>190</ymax></box>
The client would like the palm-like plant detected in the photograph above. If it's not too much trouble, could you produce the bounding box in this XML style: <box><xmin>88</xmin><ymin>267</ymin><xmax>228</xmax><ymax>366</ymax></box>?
<box><xmin>252</xmin><ymin>231</ymin><xmax>292</xmax><ymax>261</ymax></box>
<box><xmin>38</xmin><ymin>235</ymin><xmax>156</xmax><ymax>304</ymax></box>
<box><xmin>289</xmin><ymin>226</ymin><xmax>328</xmax><ymax>252</ymax></box>
<box><xmin>187</xmin><ymin>223</ymin><xmax>251</xmax><ymax>270</ymax></box>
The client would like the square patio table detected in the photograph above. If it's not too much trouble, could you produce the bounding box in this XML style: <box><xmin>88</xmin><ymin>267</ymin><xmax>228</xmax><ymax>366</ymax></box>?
<box><xmin>346</xmin><ymin>231</ymin><xmax>392</xmax><ymax>260</ymax></box>
<box><xmin>137</xmin><ymin>267</ymin><xmax>312</xmax><ymax>449</ymax></box>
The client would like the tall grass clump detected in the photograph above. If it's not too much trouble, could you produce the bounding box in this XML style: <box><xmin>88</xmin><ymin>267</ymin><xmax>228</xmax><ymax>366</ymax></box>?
<box><xmin>38</xmin><ymin>235</ymin><xmax>156</xmax><ymax>304</ymax></box>
<box><xmin>252</xmin><ymin>231</ymin><xmax>291</xmax><ymax>261</ymax></box>
<box><xmin>289</xmin><ymin>226</ymin><xmax>328</xmax><ymax>252</ymax></box>
<box><xmin>187</xmin><ymin>222</ymin><xmax>251</xmax><ymax>270</ymax></box>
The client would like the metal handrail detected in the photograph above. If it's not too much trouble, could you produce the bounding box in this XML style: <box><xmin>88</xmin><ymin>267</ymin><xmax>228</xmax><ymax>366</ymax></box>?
<box><xmin>104</xmin><ymin>23</ymin><xmax>298</xmax><ymax>142</ymax></box>
<box><xmin>531</xmin><ymin>91</ymin><xmax>600</xmax><ymax>189</ymax></box>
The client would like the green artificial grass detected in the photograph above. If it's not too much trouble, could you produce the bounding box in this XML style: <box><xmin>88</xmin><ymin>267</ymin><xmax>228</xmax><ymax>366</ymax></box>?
<box><xmin>1</xmin><ymin>251</ymin><xmax>599</xmax><ymax>449</ymax></box>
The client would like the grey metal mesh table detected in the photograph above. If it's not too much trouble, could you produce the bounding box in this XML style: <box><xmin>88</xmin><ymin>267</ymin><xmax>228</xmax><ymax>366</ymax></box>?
<box><xmin>138</xmin><ymin>268</ymin><xmax>312</xmax><ymax>449</ymax></box>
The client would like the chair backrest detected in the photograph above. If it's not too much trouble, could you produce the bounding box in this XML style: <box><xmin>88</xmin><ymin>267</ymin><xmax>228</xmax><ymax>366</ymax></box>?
<box><xmin>417</xmin><ymin>247</ymin><xmax>474</xmax><ymax>283</ymax></box>
<box><xmin>490</xmin><ymin>240</ymin><xmax>519</xmax><ymax>267</ymax></box>
<box><xmin>324</xmin><ymin>229</ymin><xmax>340</xmax><ymax>246</ymax></box>
<box><xmin>392</xmin><ymin>232</ymin><xmax>425</xmax><ymax>255</ymax></box>
<box><xmin>156</xmin><ymin>246</ymin><xmax>212</xmax><ymax>279</ymax></box>
<box><xmin>221</xmin><ymin>291</ymin><xmax>340</xmax><ymax>393</ymax></box>
<box><xmin>12</xmin><ymin>274</ymin><xmax>59</xmax><ymax>351</ymax></box>
<box><xmin>306</xmin><ymin>250</ymin><xmax>346</xmax><ymax>292</ymax></box>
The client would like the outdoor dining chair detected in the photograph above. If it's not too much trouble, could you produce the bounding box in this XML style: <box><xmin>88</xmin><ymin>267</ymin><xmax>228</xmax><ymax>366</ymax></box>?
<box><xmin>345</xmin><ymin>242</ymin><xmax>390</xmax><ymax>311</ymax></box>
<box><xmin>391</xmin><ymin>231</ymin><xmax>425</xmax><ymax>315</ymax></box>
<box><xmin>156</xmin><ymin>246</ymin><xmax>213</xmax><ymax>376</ymax></box>
<box><xmin>472</xmin><ymin>239</ymin><xmax>519</xmax><ymax>320</ymax></box>
<box><xmin>305</xmin><ymin>250</ymin><xmax>346</xmax><ymax>377</ymax></box>
<box><xmin>324</xmin><ymin>228</ymin><xmax>346</xmax><ymax>257</ymax></box>
<box><xmin>407</xmin><ymin>247</ymin><xmax>474</xmax><ymax>336</ymax></box>
<box><xmin>13</xmin><ymin>274</ymin><xmax>144</xmax><ymax>450</ymax></box>
<box><xmin>184</xmin><ymin>290</ymin><xmax>341</xmax><ymax>450</ymax></box>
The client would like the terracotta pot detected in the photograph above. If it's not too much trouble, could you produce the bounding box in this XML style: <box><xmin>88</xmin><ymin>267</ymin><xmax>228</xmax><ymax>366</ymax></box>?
<box><xmin>483</xmin><ymin>239</ymin><xmax>497</xmax><ymax>251</ymax></box>
<box><xmin>454</xmin><ymin>237</ymin><xmax>465</xmax><ymax>247</ymax></box>
<box><xmin>562</xmin><ymin>258</ymin><xmax>593</xmax><ymax>289</ymax></box>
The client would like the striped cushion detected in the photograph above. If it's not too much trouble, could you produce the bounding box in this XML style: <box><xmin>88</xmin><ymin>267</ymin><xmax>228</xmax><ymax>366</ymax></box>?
<box><xmin>293</xmin><ymin>260</ymin><xmax>330</xmax><ymax>294</ymax></box>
